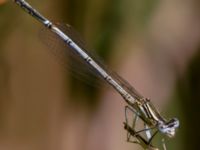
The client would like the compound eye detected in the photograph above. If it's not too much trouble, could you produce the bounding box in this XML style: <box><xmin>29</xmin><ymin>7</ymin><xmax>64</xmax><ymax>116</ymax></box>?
<box><xmin>169</xmin><ymin>118</ymin><xmax>180</xmax><ymax>128</ymax></box>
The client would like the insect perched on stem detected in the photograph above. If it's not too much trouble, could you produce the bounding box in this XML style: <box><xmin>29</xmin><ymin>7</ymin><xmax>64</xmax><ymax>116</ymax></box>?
<box><xmin>13</xmin><ymin>0</ymin><xmax>180</xmax><ymax>149</ymax></box>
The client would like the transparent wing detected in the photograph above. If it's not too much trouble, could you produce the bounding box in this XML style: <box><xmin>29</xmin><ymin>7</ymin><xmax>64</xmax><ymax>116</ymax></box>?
<box><xmin>39</xmin><ymin>23</ymin><xmax>103</xmax><ymax>87</ymax></box>
<box><xmin>39</xmin><ymin>23</ymin><xmax>144</xmax><ymax>100</ymax></box>
<box><xmin>111</xmin><ymin>72</ymin><xmax>143</xmax><ymax>100</ymax></box>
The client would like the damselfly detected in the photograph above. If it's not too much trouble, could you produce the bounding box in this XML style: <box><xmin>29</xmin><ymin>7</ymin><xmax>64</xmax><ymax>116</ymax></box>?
<box><xmin>13</xmin><ymin>0</ymin><xmax>179</xmax><ymax>149</ymax></box>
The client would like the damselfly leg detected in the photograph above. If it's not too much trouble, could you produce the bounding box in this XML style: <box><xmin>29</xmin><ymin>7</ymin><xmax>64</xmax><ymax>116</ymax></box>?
<box><xmin>124</xmin><ymin>106</ymin><xmax>141</xmax><ymax>143</ymax></box>
<box><xmin>124</xmin><ymin>106</ymin><xmax>162</xmax><ymax>149</ymax></box>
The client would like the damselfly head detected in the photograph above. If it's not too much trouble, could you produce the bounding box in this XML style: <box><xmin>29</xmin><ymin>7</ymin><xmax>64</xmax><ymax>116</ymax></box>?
<box><xmin>158</xmin><ymin>118</ymin><xmax>179</xmax><ymax>138</ymax></box>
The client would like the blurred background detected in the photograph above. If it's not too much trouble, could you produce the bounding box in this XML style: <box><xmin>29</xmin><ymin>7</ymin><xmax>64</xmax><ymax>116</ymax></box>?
<box><xmin>0</xmin><ymin>0</ymin><xmax>200</xmax><ymax>149</ymax></box>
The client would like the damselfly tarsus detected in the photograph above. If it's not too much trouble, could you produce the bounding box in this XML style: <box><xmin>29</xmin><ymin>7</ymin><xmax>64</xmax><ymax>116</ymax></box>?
<box><xmin>13</xmin><ymin>0</ymin><xmax>179</xmax><ymax>149</ymax></box>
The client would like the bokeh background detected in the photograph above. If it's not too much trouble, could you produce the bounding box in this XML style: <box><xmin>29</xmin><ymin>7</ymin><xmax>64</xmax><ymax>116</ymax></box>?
<box><xmin>0</xmin><ymin>0</ymin><xmax>200</xmax><ymax>150</ymax></box>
